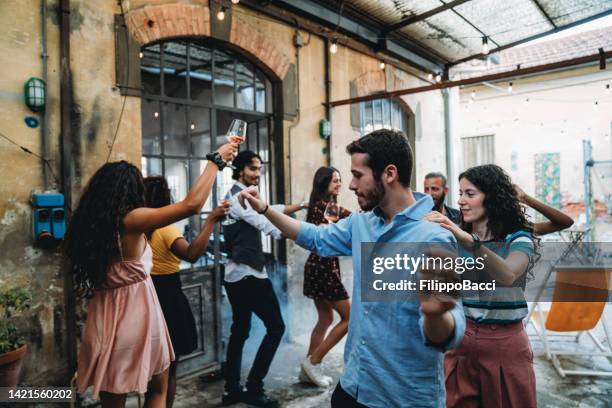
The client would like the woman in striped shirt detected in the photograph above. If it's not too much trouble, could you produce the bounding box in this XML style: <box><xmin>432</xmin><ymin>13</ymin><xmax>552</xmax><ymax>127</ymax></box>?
<box><xmin>426</xmin><ymin>164</ymin><xmax>540</xmax><ymax>408</ymax></box>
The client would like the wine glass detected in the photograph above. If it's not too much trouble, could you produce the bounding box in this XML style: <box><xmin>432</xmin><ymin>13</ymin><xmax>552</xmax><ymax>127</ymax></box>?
<box><xmin>226</xmin><ymin>119</ymin><xmax>247</xmax><ymax>168</ymax></box>
<box><xmin>324</xmin><ymin>201</ymin><xmax>340</xmax><ymax>223</ymax></box>
<box><xmin>217</xmin><ymin>184</ymin><xmax>236</xmax><ymax>226</ymax></box>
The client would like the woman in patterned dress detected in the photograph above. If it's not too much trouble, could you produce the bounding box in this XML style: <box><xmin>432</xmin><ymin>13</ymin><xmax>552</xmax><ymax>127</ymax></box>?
<box><xmin>299</xmin><ymin>167</ymin><xmax>352</xmax><ymax>387</ymax></box>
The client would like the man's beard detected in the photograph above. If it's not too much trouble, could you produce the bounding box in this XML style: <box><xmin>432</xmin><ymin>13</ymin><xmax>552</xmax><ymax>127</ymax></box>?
<box><xmin>359</xmin><ymin>179</ymin><xmax>385</xmax><ymax>211</ymax></box>
<box><xmin>432</xmin><ymin>193</ymin><xmax>446</xmax><ymax>212</ymax></box>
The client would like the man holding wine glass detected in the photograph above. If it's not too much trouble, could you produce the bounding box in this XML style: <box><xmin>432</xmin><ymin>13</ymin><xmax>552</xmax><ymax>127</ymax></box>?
<box><xmin>221</xmin><ymin>121</ymin><xmax>307</xmax><ymax>407</ymax></box>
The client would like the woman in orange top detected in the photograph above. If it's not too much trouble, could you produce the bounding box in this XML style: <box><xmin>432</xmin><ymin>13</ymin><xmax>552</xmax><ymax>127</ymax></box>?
<box><xmin>144</xmin><ymin>176</ymin><xmax>228</xmax><ymax>408</ymax></box>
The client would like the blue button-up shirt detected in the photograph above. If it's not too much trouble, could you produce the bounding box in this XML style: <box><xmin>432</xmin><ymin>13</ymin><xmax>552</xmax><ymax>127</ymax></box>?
<box><xmin>296</xmin><ymin>194</ymin><xmax>465</xmax><ymax>408</ymax></box>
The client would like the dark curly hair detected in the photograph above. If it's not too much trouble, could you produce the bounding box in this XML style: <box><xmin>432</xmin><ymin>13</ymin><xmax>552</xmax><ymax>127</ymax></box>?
<box><xmin>458</xmin><ymin>164</ymin><xmax>533</xmax><ymax>239</ymax></box>
<box><xmin>144</xmin><ymin>176</ymin><xmax>172</xmax><ymax>208</ymax></box>
<box><xmin>306</xmin><ymin>166</ymin><xmax>340</xmax><ymax>223</ymax></box>
<box><xmin>64</xmin><ymin>161</ymin><xmax>145</xmax><ymax>298</ymax></box>
<box><xmin>459</xmin><ymin>164</ymin><xmax>539</xmax><ymax>283</ymax></box>
<box><xmin>346</xmin><ymin>129</ymin><xmax>413</xmax><ymax>187</ymax></box>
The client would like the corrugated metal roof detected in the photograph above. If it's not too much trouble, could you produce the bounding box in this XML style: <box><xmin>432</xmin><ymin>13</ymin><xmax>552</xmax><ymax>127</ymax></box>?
<box><xmin>332</xmin><ymin>0</ymin><xmax>612</xmax><ymax>64</ymax></box>
<box><xmin>452</xmin><ymin>25</ymin><xmax>612</xmax><ymax>78</ymax></box>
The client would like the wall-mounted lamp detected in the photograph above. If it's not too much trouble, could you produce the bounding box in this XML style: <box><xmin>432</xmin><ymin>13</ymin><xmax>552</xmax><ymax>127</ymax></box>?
<box><xmin>24</xmin><ymin>77</ymin><xmax>46</xmax><ymax>112</ymax></box>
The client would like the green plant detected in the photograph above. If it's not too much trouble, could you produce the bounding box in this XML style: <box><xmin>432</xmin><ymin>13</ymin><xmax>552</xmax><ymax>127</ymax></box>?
<box><xmin>0</xmin><ymin>287</ymin><xmax>32</xmax><ymax>354</ymax></box>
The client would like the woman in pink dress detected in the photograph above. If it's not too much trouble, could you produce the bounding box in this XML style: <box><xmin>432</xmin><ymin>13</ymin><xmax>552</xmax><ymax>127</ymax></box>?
<box><xmin>65</xmin><ymin>143</ymin><xmax>236</xmax><ymax>408</ymax></box>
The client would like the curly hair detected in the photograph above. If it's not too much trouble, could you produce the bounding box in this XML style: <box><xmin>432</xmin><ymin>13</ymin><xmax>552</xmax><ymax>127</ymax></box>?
<box><xmin>459</xmin><ymin>164</ymin><xmax>539</xmax><ymax>282</ymax></box>
<box><xmin>144</xmin><ymin>176</ymin><xmax>172</xmax><ymax>208</ymax></box>
<box><xmin>64</xmin><ymin>161</ymin><xmax>145</xmax><ymax>298</ymax></box>
<box><xmin>306</xmin><ymin>166</ymin><xmax>340</xmax><ymax>223</ymax></box>
<box><xmin>459</xmin><ymin>165</ymin><xmax>533</xmax><ymax>238</ymax></box>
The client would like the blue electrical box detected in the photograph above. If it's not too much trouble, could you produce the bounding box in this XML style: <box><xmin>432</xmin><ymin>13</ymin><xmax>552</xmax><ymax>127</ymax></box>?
<box><xmin>32</xmin><ymin>193</ymin><xmax>65</xmax><ymax>246</ymax></box>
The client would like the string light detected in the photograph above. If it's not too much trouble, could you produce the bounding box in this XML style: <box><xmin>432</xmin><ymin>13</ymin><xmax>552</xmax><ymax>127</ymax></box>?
<box><xmin>427</xmin><ymin>73</ymin><xmax>433</xmax><ymax>81</ymax></box>
<box><xmin>481</xmin><ymin>36</ymin><xmax>489</xmax><ymax>55</ymax></box>
<box><xmin>329</xmin><ymin>38</ymin><xmax>338</xmax><ymax>54</ymax></box>
<box><xmin>153</xmin><ymin>111</ymin><xmax>159</xmax><ymax>118</ymax></box>
<box><xmin>217</xmin><ymin>6</ymin><xmax>226</xmax><ymax>20</ymax></box>
<box><xmin>606</xmin><ymin>84</ymin><xmax>610</xmax><ymax>95</ymax></box>
<box><xmin>139</xmin><ymin>52</ymin><xmax>143</xmax><ymax>59</ymax></box>
<box><xmin>435</xmin><ymin>73</ymin><xmax>442</xmax><ymax>83</ymax></box>
<box><xmin>594</xmin><ymin>101</ymin><xmax>599</xmax><ymax>109</ymax></box>
<box><xmin>507</xmin><ymin>82</ymin><xmax>513</xmax><ymax>93</ymax></box>
<box><xmin>524</xmin><ymin>98</ymin><xmax>529</xmax><ymax>105</ymax></box>
<box><xmin>190</xmin><ymin>123</ymin><xmax>196</xmax><ymax>130</ymax></box>
<box><xmin>471</xmin><ymin>90</ymin><xmax>476</xmax><ymax>99</ymax></box>
<box><xmin>231</xmin><ymin>0</ymin><xmax>240</xmax><ymax>4</ymax></box>
<box><xmin>379</xmin><ymin>61</ymin><xmax>385</xmax><ymax>70</ymax></box>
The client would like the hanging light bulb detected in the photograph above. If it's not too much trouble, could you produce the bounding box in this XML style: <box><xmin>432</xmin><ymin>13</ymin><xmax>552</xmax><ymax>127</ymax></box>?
<box><xmin>524</xmin><ymin>98</ymin><xmax>529</xmax><ymax>105</ymax></box>
<box><xmin>427</xmin><ymin>72</ymin><xmax>433</xmax><ymax>81</ymax></box>
<box><xmin>606</xmin><ymin>84</ymin><xmax>610</xmax><ymax>95</ymax></box>
<box><xmin>231</xmin><ymin>0</ymin><xmax>240</xmax><ymax>4</ymax></box>
<box><xmin>471</xmin><ymin>90</ymin><xmax>476</xmax><ymax>99</ymax></box>
<box><xmin>329</xmin><ymin>38</ymin><xmax>338</xmax><ymax>54</ymax></box>
<box><xmin>190</xmin><ymin>123</ymin><xmax>196</xmax><ymax>130</ymax></box>
<box><xmin>217</xmin><ymin>6</ymin><xmax>226</xmax><ymax>20</ymax></box>
<box><xmin>594</xmin><ymin>101</ymin><xmax>599</xmax><ymax>109</ymax></box>
<box><xmin>379</xmin><ymin>61</ymin><xmax>386</xmax><ymax>70</ymax></box>
<box><xmin>153</xmin><ymin>111</ymin><xmax>159</xmax><ymax>118</ymax></box>
<box><xmin>139</xmin><ymin>51</ymin><xmax>144</xmax><ymax>59</ymax></box>
<box><xmin>507</xmin><ymin>82</ymin><xmax>513</xmax><ymax>93</ymax></box>
<box><xmin>435</xmin><ymin>73</ymin><xmax>442</xmax><ymax>83</ymax></box>
<box><xmin>481</xmin><ymin>36</ymin><xmax>489</xmax><ymax>55</ymax></box>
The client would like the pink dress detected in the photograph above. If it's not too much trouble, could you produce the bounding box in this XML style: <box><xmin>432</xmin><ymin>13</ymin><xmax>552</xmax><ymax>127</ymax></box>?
<box><xmin>76</xmin><ymin>239</ymin><xmax>175</xmax><ymax>398</ymax></box>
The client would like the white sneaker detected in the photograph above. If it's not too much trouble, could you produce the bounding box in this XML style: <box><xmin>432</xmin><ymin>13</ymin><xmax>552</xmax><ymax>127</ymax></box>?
<box><xmin>301</xmin><ymin>356</ymin><xmax>331</xmax><ymax>387</ymax></box>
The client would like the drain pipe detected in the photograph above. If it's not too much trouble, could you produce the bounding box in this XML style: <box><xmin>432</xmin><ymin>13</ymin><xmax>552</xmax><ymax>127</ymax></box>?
<box><xmin>442</xmin><ymin>88</ymin><xmax>454</xmax><ymax>204</ymax></box>
<box><xmin>41</xmin><ymin>0</ymin><xmax>49</xmax><ymax>190</ymax></box>
<box><xmin>59</xmin><ymin>0</ymin><xmax>78</xmax><ymax>385</ymax></box>
<box><xmin>287</xmin><ymin>24</ymin><xmax>304</xmax><ymax>202</ymax></box>
<box><xmin>324</xmin><ymin>37</ymin><xmax>331</xmax><ymax>166</ymax></box>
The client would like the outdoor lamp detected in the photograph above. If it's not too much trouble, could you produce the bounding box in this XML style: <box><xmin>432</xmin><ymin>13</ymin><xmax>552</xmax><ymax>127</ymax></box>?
<box><xmin>24</xmin><ymin>77</ymin><xmax>46</xmax><ymax>112</ymax></box>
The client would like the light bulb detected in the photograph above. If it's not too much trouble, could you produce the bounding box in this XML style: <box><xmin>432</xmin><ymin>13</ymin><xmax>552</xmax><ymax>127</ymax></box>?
<box><xmin>481</xmin><ymin>37</ymin><xmax>489</xmax><ymax>55</ymax></box>
<box><xmin>507</xmin><ymin>82</ymin><xmax>513</xmax><ymax>93</ymax></box>
<box><xmin>435</xmin><ymin>73</ymin><xmax>442</xmax><ymax>83</ymax></box>
<box><xmin>190</xmin><ymin>123</ymin><xmax>196</xmax><ymax>130</ymax></box>
<box><xmin>606</xmin><ymin>84</ymin><xmax>610</xmax><ymax>95</ymax></box>
<box><xmin>524</xmin><ymin>98</ymin><xmax>529</xmax><ymax>105</ymax></box>
<box><xmin>329</xmin><ymin>39</ymin><xmax>338</xmax><ymax>54</ymax></box>
<box><xmin>427</xmin><ymin>73</ymin><xmax>433</xmax><ymax>81</ymax></box>
<box><xmin>139</xmin><ymin>52</ymin><xmax>144</xmax><ymax>59</ymax></box>
<box><xmin>379</xmin><ymin>61</ymin><xmax>385</xmax><ymax>70</ymax></box>
<box><xmin>231</xmin><ymin>0</ymin><xmax>240</xmax><ymax>4</ymax></box>
<box><xmin>594</xmin><ymin>101</ymin><xmax>599</xmax><ymax>109</ymax></box>
<box><xmin>217</xmin><ymin>7</ymin><xmax>226</xmax><ymax>20</ymax></box>
<box><xmin>471</xmin><ymin>90</ymin><xmax>476</xmax><ymax>99</ymax></box>
<box><xmin>154</xmin><ymin>111</ymin><xmax>159</xmax><ymax>118</ymax></box>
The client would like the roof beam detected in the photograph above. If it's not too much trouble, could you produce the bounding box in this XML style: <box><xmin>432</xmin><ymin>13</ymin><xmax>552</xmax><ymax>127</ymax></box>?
<box><xmin>530</xmin><ymin>0</ymin><xmax>557</xmax><ymax>29</ymax></box>
<box><xmin>269</xmin><ymin>0</ymin><xmax>446</xmax><ymax>72</ymax></box>
<box><xmin>327</xmin><ymin>49</ymin><xmax>612</xmax><ymax>107</ymax></box>
<box><xmin>448</xmin><ymin>8</ymin><xmax>612</xmax><ymax>67</ymax></box>
<box><xmin>442</xmin><ymin>0</ymin><xmax>500</xmax><ymax>48</ymax></box>
<box><xmin>381</xmin><ymin>0</ymin><xmax>472</xmax><ymax>36</ymax></box>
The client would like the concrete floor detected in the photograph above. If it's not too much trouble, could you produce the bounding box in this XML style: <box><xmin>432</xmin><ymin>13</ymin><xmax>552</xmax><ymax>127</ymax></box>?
<box><xmin>122</xmin><ymin>309</ymin><xmax>612</xmax><ymax>408</ymax></box>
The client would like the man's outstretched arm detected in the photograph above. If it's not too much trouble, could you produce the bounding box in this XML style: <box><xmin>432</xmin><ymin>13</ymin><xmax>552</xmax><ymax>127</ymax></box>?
<box><xmin>239</xmin><ymin>186</ymin><xmax>301</xmax><ymax>240</ymax></box>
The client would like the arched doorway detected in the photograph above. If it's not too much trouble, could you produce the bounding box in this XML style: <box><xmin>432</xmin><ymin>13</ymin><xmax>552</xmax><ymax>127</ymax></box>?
<box><xmin>139</xmin><ymin>38</ymin><xmax>277</xmax><ymax>377</ymax></box>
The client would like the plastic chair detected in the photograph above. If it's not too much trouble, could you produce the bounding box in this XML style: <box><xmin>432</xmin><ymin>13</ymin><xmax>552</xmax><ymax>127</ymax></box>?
<box><xmin>529</xmin><ymin>265</ymin><xmax>611</xmax><ymax>377</ymax></box>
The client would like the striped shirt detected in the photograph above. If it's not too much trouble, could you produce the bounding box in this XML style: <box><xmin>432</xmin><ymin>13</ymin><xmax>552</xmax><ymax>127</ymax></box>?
<box><xmin>463</xmin><ymin>231</ymin><xmax>534</xmax><ymax>324</ymax></box>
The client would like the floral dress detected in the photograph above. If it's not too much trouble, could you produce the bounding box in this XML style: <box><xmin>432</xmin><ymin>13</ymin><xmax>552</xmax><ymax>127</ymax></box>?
<box><xmin>303</xmin><ymin>201</ymin><xmax>351</xmax><ymax>301</ymax></box>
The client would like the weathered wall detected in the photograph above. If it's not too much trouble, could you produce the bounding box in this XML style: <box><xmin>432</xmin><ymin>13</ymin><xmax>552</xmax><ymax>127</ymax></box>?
<box><xmin>0</xmin><ymin>0</ymin><xmax>141</xmax><ymax>385</ymax></box>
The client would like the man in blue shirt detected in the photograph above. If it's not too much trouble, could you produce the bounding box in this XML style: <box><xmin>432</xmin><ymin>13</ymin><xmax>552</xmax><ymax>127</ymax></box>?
<box><xmin>239</xmin><ymin>129</ymin><xmax>465</xmax><ymax>408</ymax></box>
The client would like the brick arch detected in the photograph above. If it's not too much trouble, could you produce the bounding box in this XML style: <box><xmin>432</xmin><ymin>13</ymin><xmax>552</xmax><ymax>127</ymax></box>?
<box><xmin>125</xmin><ymin>3</ymin><xmax>291</xmax><ymax>80</ymax></box>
